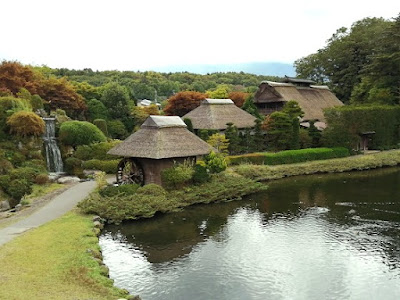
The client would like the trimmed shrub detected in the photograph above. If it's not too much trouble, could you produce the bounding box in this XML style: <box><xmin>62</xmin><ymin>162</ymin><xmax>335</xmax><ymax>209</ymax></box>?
<box><xmin>161</xmin><ymin>161</ymin><xmax>194</xmax><ymax>189</ymax></box>
<box><xmin>228</xmin><ymin>147</ymin><xmax>350</xmax><ymax>165</ymax></box>
<box><xmin>204</xmin><ymin>151</ymin><xmax>227</xmax><ymax>173</ymax></box>
<box><xmin>192</xmin><ymin>161</ymin><xmax>210</xmax><ymax>184</ymax></box>
<box><xmin>7</xmin><ymin>179</ymin><xmax>32</xmax><ymax>200</ymax></box>
<box><xmin>99</xmin><ymin>184</ymin><xmax>140</xmax><ymax>198</ymax></box>
<box><xmin>74</xmin><ymin>140</ymin><xmax>121</xmax><ymax>161</ymax></box>
<box><xmin>93</xmin><ymin>119</ymin><xmax>108</xmax><ymax>137</ymax></box>
<box><xmin>82</xmin><ymin>159</ymin><xmax>119</xmax><ymax>174</ymax></box>
<box><xmin>64</xmin><ymin>157</ymin><xmax>83</xmax><ymax>176</ymax></box>
<box><xmin>324</xmin><ymin>105</ymin><xmax>400</xmax><ymax>150</ymax></box>
<box><xmin>35</xmin><ymin>173</ymin><xmax>49</xmax><ymax>185</ymax></box>
<box><xmin>59</xmin><ymin>121</ymin><xmax>107</xmax><ymax>147</ymax></box>
<box><xmin>7</xmin><ymin>111</ymin><xmax>45</xmax><ymax>137</ymax></box>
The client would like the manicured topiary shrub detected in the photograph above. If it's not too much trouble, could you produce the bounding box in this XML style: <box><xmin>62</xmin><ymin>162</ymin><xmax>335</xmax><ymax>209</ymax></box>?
<box><xmin>7</xmin><ymin>111</ymin><xmax>45</xmax><ymax>137</ymax></box>
<box><xmin>99</xmin><ymin>184</ymin><xmax>140</xmax><ymax>198</ymax></box>
<box><xmin>59</xmin><ymin>121</ymin><xmax>107</xmax><ymax>147</ymax></box>
<box><xmin>7</xmin><ymin>179</ymin><xmax>32</xmax><ymax>200</ymax></box>
<box><xmin>82</xmin><ymin>159</ymin><xmax>119</xmax><ymax>174</ymax></box>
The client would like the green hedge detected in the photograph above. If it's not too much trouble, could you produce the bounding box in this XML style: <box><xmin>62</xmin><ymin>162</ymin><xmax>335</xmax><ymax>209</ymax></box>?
<box><xmin>82</xmin><ymin>159</ymin><xmax>119</xmax><ymax>174</ymax></box>
<box><xmin>228</xmin><ymin>147</ymin><xmax>350</xmax><ymax>165</ymax></box>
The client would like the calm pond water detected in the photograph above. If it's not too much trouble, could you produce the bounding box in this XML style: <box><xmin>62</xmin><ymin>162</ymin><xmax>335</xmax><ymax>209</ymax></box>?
<box><xmin>99</xmin><ymin>167</ymin><xmax>400</xmax><ymax>300</ymax></box>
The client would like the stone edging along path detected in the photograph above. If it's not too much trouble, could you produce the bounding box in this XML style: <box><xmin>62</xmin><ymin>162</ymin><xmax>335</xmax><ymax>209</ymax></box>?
<box><xmin>0</xmin><ymin>180</ymin><xmax>96</xmax><ymax>247</ymax></box>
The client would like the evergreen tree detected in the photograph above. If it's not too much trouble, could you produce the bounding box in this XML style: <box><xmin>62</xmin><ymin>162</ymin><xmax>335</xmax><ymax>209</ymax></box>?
<box><xmin>252</xmin><ymin>118</ymin><xmax>265</xmax><ymax>152</ymax></box>
<box><xmin>225</xmin><ymin>122</ymin><xmax>241</xmax><ymax>154</ymax></box>
<box><xmin>308</xmin><ymin>120</ymin><xmax>322</xmax><ymax>147</ymax></box>
<box><xmin>291</xmin><ymin>118</ymin><xmax>300</xmax><ymax>149</ymax></box>
<box><xmin>242</xmin><ymin>95</ymin><xmax>262</xmax><ymax>119</ymax></box>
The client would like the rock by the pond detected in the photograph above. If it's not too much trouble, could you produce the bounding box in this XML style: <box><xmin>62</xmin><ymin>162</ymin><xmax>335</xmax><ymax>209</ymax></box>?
<box><xmin>15</xmin><ymin>204</ymin><xmax>22</xmax><ymax>212</ymax></box>
<box><xmin>0</xmin><ymin>200</ymin><xmax>10</xmax><ymax>212</ymax></box>
<box><xmin>57</xmin><ymin>176</ymin><xmax>81</xmax><ymax>184</ymax></box>
<box><xmin>83</xmin><ymin>169</ymin><xmax>102</xmax><ymax>177</ymax></box>
<box><xmin>48</xmin><ymin>172</ymin><xmax>63</xmax><ymax>182</ymax></box>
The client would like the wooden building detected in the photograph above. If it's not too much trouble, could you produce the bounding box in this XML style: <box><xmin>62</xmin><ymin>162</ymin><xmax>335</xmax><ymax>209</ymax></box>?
<box><xmin>182</xmin><ymin>99</ymin><xmax>256</xmax><ymax>130</ymax></box>
<box><xmin>254</xmin><ymin>77</ymin><xmax>343</xmax><ymax>125</ymax></box>
<box><xmin>107</xmin><ymin>116</ymin><xmax>211</xmax><ymax>186</ymax></box>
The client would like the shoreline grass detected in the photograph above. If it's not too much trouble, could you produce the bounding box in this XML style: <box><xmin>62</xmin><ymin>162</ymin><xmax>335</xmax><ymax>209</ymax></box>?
<box><xmin>231</xmin><ymin>150</ymin><xmax>400</xmax><ymax>182</ymax></box>
<box><xmin>79</xmin><ymin>172</ymin><xmax>267</xmax><ymax>224</ymax></box>
<box><xmin>0</xmin><ymin>211</ymin><xmax>130</xmax><ymax>300</ymax></box>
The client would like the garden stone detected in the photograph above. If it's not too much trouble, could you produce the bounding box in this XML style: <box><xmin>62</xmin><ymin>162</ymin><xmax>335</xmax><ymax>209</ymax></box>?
<box><xmin>0</xmin><ymin>200</ymin><xmax>10</xmax><ymax>212</ymax></box>
<box><xmin>57</xmin><ymin>176</ymin><xmax>81</xmax><ymax>184</ymax></box>
<box><xmin>15</xmin><ymin>204</ymin><xmax>22</xmax><ymax>212</ymax></box>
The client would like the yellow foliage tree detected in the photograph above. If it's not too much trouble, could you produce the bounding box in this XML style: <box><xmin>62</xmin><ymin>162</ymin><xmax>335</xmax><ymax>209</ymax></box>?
<box><xmin>206</xmin><ymin>133</ymin><xmax>229</xmax><ymax>154</ymax></box>
<box><xmin>7</xmin><ymin>111</ymin><xmax>45</xmax><ymax>137</ymax></box>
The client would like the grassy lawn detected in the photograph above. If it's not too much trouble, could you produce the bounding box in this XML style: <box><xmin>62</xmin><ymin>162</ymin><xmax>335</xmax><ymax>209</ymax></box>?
<box><xmin>0</xmin><ymin>211</ymin><xmax>130</xmax><ymax>300</ymax></box>
<box><xmin>231</xmin><ymin>149</ymin><xmax>400</xmax><ymax>181</ymax></box>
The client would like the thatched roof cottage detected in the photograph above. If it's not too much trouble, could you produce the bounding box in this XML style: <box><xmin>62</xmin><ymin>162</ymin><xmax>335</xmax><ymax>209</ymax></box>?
<box><xmin>107</xmin><ymin>115</ymin><xmax>211</xmax><ymax>186</ymax></box>
<box><xmin>182</xmin><ymin>99</ymin><xmax>256</xmax><ymax>130</ymax></box>
<box><xmin>254</xmin><ymin>77</ymin><xmax>343</xmax><ymax>123</ymax></box>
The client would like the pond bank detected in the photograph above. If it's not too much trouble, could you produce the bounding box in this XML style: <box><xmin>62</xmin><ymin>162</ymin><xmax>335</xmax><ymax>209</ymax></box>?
<box><xmin>231</xmin><ymin>150</ymin><xmax>400</xmax><ymax>182</ymax></box>
<box><xmin>0</xmin><ymin>211</ymin><xmax>133</xmax><ymax>299</ymax></box>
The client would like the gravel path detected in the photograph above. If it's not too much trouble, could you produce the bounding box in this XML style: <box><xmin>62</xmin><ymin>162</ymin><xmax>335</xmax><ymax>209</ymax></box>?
<box><xmin>0</xmin><ymin>180</ymin><xmax>97</xmax><ymax>247</ymax></box>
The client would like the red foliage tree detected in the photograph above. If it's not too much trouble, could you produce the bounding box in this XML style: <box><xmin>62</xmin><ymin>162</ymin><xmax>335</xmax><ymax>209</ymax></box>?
<box><xmin>164</xmin><ymin>91</ymin><xmax>206</xmax><ymax>116</ymax></box>
<box><xmin>37</xmin><ymin>77</ymin><xmax>86</xmax><ymax>114</ymax></box>
<box><xmin>228</xmin><ymin>91</ymin><xmax>249</xmax><ymax>107</ymax></box>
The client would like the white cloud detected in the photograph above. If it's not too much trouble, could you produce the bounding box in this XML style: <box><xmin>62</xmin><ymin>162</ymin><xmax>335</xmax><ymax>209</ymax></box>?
<box><xmin>1</xmin><ymin>0</ymin><xmax>399</xmax><ymax>70</ymax></box>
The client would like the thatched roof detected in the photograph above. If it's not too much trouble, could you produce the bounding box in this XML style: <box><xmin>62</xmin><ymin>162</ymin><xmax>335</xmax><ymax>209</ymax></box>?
<box><xmin>107</xmin><ymin>116</ymin><xmax>211</xmax><ymax>159</ymax></box>
<box><xmin>254</xmin><ymin>80</ymin><xmax>343</xmax><ymax>121</ymax></box>
<box><xmin>182</xmin><ymin>99</ymin><xmax>257</xmax><ymax>130</ymax></box>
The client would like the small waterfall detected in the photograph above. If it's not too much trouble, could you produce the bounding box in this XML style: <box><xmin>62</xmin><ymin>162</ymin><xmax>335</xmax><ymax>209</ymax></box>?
<box><xmin>43</xmin><ymin>117</ymin><xmax>63</xmax><ymax>173</ymax></box>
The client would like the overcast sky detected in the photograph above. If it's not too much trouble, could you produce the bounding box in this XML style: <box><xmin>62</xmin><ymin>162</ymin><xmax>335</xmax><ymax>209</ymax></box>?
<box><xmin>1</xmin><ymin>0</ymin><xmax>399</xmax><ymax>71</ymax></box>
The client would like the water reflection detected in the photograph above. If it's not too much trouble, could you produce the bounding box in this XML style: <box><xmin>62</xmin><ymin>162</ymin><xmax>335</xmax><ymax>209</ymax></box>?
<box><xmin>100</xmin><ymin>167</ymin><xmax>400</xmax><ymax>300</ymax></box>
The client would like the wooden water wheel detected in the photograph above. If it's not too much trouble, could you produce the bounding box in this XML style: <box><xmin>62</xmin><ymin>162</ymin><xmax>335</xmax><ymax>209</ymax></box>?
<box><xmin>116</xmin><ymin>158</ymin><xmax>144</xmax><ymax>185</ymax></box>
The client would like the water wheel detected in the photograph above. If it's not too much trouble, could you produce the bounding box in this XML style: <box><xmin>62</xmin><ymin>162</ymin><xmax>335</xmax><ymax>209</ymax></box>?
<box><xmin>116</xmin><ymin>158</ymin><xmax>145</xmax><ymax>185</ymax></box>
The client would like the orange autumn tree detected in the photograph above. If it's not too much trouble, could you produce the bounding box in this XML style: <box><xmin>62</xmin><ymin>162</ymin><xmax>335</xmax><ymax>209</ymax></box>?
<box><xmin>164</xmin><ymin>91</ymin><xmax>206</xmax><ymax>116</ymax></box>
<box><xmin>0</xmin><ymin>61</ymin><xmax>39</xmax><ymax>95</ymax></box>
<box><xmin>228</xmin><ymin>91</ymin><xmax>250</xmax><ymax>107</ymax></box>
<box><xmin>37</xmin><ymin>77</ymin><xmax>86</xmax><ymax>115</ymax></box>
<box><xmin>0</xmin><ymin>61</ymin><xmax>86</xmax><ymax>116</ymax></box>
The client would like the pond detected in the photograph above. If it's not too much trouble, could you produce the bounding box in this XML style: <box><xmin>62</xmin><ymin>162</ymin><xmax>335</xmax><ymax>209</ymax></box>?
<box><xmin>99</xmin><ymin>167</ymin><xmax>400</xmax><ymax>300</ymax></box>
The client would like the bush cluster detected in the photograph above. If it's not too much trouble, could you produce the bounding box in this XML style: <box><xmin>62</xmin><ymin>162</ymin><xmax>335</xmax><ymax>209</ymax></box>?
<box><xmin>82</xmin><ymin>159</ymin><xmax>119</xmax><ymax>174</ymax></box>
<box><xmin>228</xmin><ymin>147</ymin><xmax>350</xmax><ymax>165</ymax></box>
<box><xmin>74</xmin><ymin>140</ymin><xmax>121</xmax><ymax>161</ymax></box>
<box><xmin>99</xmin><ymin>184</ymin><xmax>140</xmax><ymax>198</ymax></box>
<box><xmin>161</xmin><ymin>160</ymin><xmax>194</xmax><ymax>189</ymax></box>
